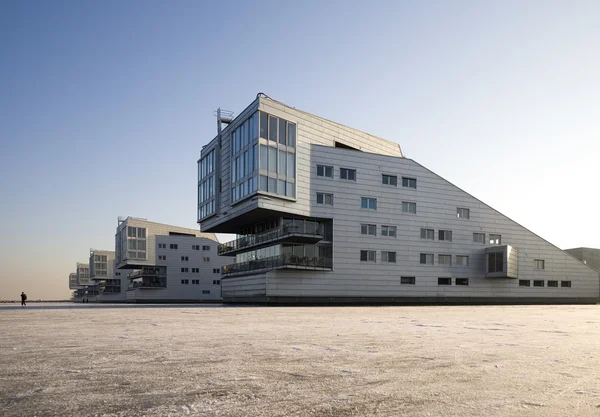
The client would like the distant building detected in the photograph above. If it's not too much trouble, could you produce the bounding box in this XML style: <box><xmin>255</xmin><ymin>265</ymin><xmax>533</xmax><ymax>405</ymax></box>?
<box><xmin>68</xmin><ymin>272</ymin><xmax>77</xmax><ymax>290</ymax></box>
<box><xmin>197</xmin><ymin>94</ymin><xmax>600</xmax><ymax>304</ymax></box>
<box><xmin>72</xmin><ymin>262</ymin><xmax>97</xmax><ymax>301</ymax></box>
<box><xmin>565</xmin><ymin>248</ymin><xmax>600</xmax><ymax>273</ymax></box>
<box><xmin>115</xmin><ymin>217</ymin><xmax>233</xmax><ymax>303</ymax></box>
<box><xmin>89</xmin><ymin>249</ymin><xmax>132</xmax><ymax>303</ymax></box>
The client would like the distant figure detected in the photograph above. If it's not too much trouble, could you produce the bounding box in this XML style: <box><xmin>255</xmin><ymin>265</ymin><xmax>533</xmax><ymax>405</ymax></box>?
<box><xmin>21</xmin><ymin>292</ymin><xmax>27</xmax><ymax>306</ymax></box>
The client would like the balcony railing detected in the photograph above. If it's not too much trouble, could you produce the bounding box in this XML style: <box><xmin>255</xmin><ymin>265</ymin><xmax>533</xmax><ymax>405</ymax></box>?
<box><xmin>218</xmin><ymin>221</ymin><xmax>323</xmax><ymax>256</ymax></box>
<box><xmin>128</xmin><ymin>269</ymin><xmax>163</xmax><ymax>280</ymax></box>
<box><xmin>128</xmin><ymin>281</ymin><xmax>166</xmax><ymax>289</ymax></box>
<box><xmin>222</xmin><ymin>254</ymin><xmax>332</xmax><ymax>277</ymax></box>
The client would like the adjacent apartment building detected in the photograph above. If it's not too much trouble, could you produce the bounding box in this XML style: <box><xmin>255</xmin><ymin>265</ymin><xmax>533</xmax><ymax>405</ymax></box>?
<box><xmin>197</xmin><ymin>94</ymin><xmax>600</xmax><ymax>304</ymax></box>
<box><xmin>89</xmin><ymin>249</ymin><xmax>132</xmax><ymax>302</ymax></box>
<box><xmin>115</xmin><ymin>217</ymin><xmax>233</xmax><ymax>303</ymax></box>
<box><xmin>72</xmin><ymin>262</ymin><xmax>97</xmax><ymax>301</ymax></box>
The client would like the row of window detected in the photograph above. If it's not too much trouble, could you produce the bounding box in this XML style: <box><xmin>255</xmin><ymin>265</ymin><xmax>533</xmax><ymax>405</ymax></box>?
<box><xmin>519</xmin><ymin>280</ymin><xmax>571</xmax><ymax>287</ymax></box>
<box><xmin>158</xmin><ymin>244</ymin><xmax>211</xmax><ymax>251</ymax></box>
<box><xmin>180</xmin><ymin>267</ymin><xmax>219</xmax><ymax>273</ymax></box>
<box><xmin>316</xmin><ymin>165</ymin><xmax>418</xmax><ymax>189</ymax></box>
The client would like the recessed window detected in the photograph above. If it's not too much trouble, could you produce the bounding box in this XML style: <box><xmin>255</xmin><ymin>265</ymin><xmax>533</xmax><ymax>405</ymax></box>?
<box><xmin>360</xmin><ymin>250</ymin><xmax>376</xmax><ymax>262</ymax></box>
<box><xmin>456</xmin><ymin>255</ymin><xmax>469</xmax><ymax>266</ymax></box>
<box><xmin>438</xmin><ymin>254</ymin><xmax>451</xmax><ymax>265</ymax></box>
<box><xmin>203</xmin><ymin>257</ymin><xmax>210</xmax><ymax>262</ymax></box>
<box><xmin>340</xmin><ymin>168</ymin><xmax>356</xmax><ymax>181</ymax></box>
<box><xmin>192</xmin><ymin>279</ymin><xmax>200</xmax><ymax>285</ymax></box>
<box><xmin>533</xmin><ymin>280</ymin><xmax>544</xmax><ymax>287</ymax></box>
<box><xmin>201</xmin><ymin>245</ymin><xmax>210</xmax><ymax>251</ymax></box>
<box><xmin>213</xmin><ymin>269</ymin><xmax>220</xmax><ymax>274</ymax></box>
<box><xmin>181</xmin><ymin>268</ymin><xmax>189</xmax><ymax>273</ymax></box>
<box><xmin>489</xmin><ymin>234</ymin><xmax>501</xmax><ymax>245</ymax></box>
<box><xmin>401</xmin><ymin>276</ymin><xmax>415</xmax><ymax>285</ymax></box>
<box><xmin>456</xmin><ymin>278</ymin><xmax>469</xmax><ymax>286</ymax></box>
<box><xmin>439</xmin><ymin>230</ymin><xmax>452</xmax><ymax>242</ymax></box>
<box><xmin>317</xmin><ymin>165</ymin><xmax>333</xmax><ymax>178</ymax></box>
<box><xmin>402</xmin><ymin>201</ymin><xmax>416</xmax><ymax>214</ymax></box>
<box><xmin>547</xmin><ymin>280</ymin><xmax>558</xmax><ymax>287</ymax></box>
<box><xmin>158</xmin><ymin>243</ymin><xmax>166</xmax><ymax>249</ymax></box>
<box><xmin>382</xmin><ymin>174</ymin><xmax>397</xmax><ymax>186</ymax></box>
<box><xmin>420</xmin><ymin>253</ymin><xmax>434</xmax><ymax>265</ymax></box>
<box><xmin>361</xmin><ymin>197</ymin><xmax>377</xmax><ymax>210</ymax></box>
<box><xmin>519</xmin><ymin>280</ymin><xmax>530</xmax><ymax>287</ymax></box>
<box><xmin>361</xmin><ymin>224</ymin><xmax>377</xmax><ymax>236</ymax></box>
<box><xmin>534</xmin><ymin>259</ymin><xmax>545</xmax><ymax>270</ymax></box>
<box><xmin>181</xmin><ymin>256</ymin><xmax>189</xmax><ymax>261</ymax></box>
<box><xmin>457</xmin><ymin>208</ymin><xmax>470</xmax><ymax>219</ymax></box>
<box><xmin>382</xmin><ymin>251</ymin><xmax>396</xmax><ymax>263</ymax></box>
<box><xmin>438</xmin><ymin>277</ymin><xmax>452</xmax><ymax>286</ymax></box>
<box><xmin>170</xmin><ymin>244</ymin><xmax>178</xmax><ymax>250</ymax></box>
<box><xmin>317</xmin><ymin>192</ymin><xmax>334</xmax><ymax>205</ymax></box>
<box><xmin>420</xmin><ymin>228</ymin><xmax>434</xmax><ymax>240</ymax></box>
<box><xmin>202</xmin><ymin>290</ymin><xmax>210</xmax><ymax>295</ymax></box>
<box><xmin>561</xmin><ymin>281</ymin><xmax>572</xmax><ymax>288</ymax></box>
<box><xmin>192</xmin><ymin>245</ymin><xmax>200</xmax><ymax>250</ymax></box>
<box><xmin>381</xmin><ymin>225</ymin><xmax>396</xmax><ymax>237</ymax></box>
<box><xmin>402</xmin><ymin>177</ymin><xmax>417</xmax><ymax>189</ymax></box>
<box><xmin>181</xmin><ymin>279</ymin><xmax>189</xmax><ymax>285</ymax></box>
<box><xmin>488</xmin><ymin>252</ymin><xmax>503</xmax><ymax>273</ymax></box>
<box><xmin>213</xmin><ymin>279</ymin><xmax>221</xmax><ymax>285</ymax></box>
<box><xmin>158</xmin><ymin>255</ymin><xmax>166</xmax><ymax>261</ymax></box>
<box><xmin>473</xmin><ymin>233</ymin><xmax>485</xmax><ymax>244</ymax></box>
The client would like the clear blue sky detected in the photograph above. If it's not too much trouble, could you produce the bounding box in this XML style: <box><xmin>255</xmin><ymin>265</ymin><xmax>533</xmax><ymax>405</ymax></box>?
<box><xmin>1</xmin><ymin>1</ymin><xmax>599</xmax><ymax>300</ymax></box>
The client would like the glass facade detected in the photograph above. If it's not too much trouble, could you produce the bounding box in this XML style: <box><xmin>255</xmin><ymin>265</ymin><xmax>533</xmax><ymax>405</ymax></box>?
<box><xmin>198</xmin><ymin>148</ymin><xmax>216</xmax><ymax>219</ymax></box>
<box><xmin>231</xmin><ymin>112</ymin><xmax>259</xmax><ymax>203</ymax></box>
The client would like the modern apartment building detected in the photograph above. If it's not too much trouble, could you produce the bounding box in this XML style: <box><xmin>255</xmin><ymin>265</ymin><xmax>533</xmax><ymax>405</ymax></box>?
<box><xmin>68</xmin><ymin>272</ymin><xmax>77</xmax><ymax>290</ymax></box>
<box><xmin>565</xmin><ymin>248</ymin><xmax>600</xmax><ymax>273</ymax></box>
<box><xmin>89</xmin><ymin>249</ymin><xmax>130</xmax><ymax>302</ymax></box>
<box><xmin>72</xmin><ymin>262</ymin><xmax>97</xmax><ymax>301</ymax></box>
<box><xmin>115</xmin><ymin>217</ymin><xmax>233</xmax><ymax>303</ymax></box>
<box><xmin>197</xmin><ymin>94</ymin><xmax>600</xmax><ymax>304</ymax></box>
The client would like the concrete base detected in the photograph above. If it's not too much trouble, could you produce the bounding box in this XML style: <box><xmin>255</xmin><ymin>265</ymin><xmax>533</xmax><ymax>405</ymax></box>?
<box><xmin>223</xmin><ymin>296</ymin><xmax>599</xmax><ymax>306</ymax></box>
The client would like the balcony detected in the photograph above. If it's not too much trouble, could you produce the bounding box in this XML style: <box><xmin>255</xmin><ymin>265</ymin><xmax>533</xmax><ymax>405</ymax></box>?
<box><xmin>218</xmin><ymin>220</ymin><xmax>324</xmax><ymax>256</ymax></box>
<box><xmin>222</xmin><ymin>254</ymin><xmax>332</xmax><ymax>277</ymax></box>
<box><xmin>128</xmin><ymin>280</ymin><xmax>166</xmax><ymax>289</ymax></box>
<box><xmin>128</xmin><ymin>268</ymin><xmax>163</xmax><ymax>280</ymax></box>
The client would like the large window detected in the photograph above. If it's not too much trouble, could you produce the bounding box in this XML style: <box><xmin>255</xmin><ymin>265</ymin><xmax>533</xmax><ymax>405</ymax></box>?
<box><xmin>488</xmin><ymin>252</ymin><xmax>503</xmax><ymax>272</ymax></box>
<box><xmin>231</xmin><ymin>113</ymin><xmax>259</xmax><ymax>203</ymax></box>
<box><xmin>126</xmin><ymin>227</ymin><xmax>147</xmax><ymax>260</ymax></box>
<box><xmin>93</xmin><ymin>254</ymin><xmax>108</xmax><ymax>277</ymax></box>
<box><xmin>316</xmin><ymin>192</ymin><xmax>333</xmax><ymax>205</ymax></box>
<box><xmin>198</xmin><ymin>148</ymin><xmax>216</xmax><ymax>219</ymax></box>
<box><xmin>257</xmin><ymin>111</ymin><xmax>296</xmax><ymax>198</ymax></box>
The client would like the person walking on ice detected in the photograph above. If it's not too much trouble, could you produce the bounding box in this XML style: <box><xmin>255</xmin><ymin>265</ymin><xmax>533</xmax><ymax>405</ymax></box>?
<box><xmin>20</xmin><ymin>292</ymin><xmax>27</xmax><ymax>306</ymax></box>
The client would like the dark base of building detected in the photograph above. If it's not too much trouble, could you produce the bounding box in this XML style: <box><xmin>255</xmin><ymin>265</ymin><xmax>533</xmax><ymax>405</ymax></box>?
<box><xmin>126</xmin><ymin>299</ymin><xmax>223</xmax><ymax>304</ymax></box>
<box><xmin>223</xmin><ymin>296</ymin><xmax>599</xmax><ymax>306</ymax></box>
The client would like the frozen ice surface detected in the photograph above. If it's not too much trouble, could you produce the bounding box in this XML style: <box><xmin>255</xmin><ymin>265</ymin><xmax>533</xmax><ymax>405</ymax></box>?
<box><xmin>1</xmin><ymin>303</ymin><xmax>600</xmax><ymax>416</ymax></box>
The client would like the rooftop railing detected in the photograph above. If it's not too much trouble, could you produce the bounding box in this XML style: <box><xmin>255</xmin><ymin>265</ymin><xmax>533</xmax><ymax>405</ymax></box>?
<box><xmin>222</xmin><ymin>253</ymin><xmax>332</xmax><ymax>277</ymax></box>
<box><xmin>218</xmin><ymin>220</ymin><xmax>323</xmax><ymax>255</ymax></box>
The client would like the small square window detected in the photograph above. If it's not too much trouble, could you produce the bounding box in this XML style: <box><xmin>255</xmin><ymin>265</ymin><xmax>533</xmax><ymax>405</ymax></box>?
<box><xmin>438</xmin><ymin>254</ymin><xmax>451</xmax><ymax>265</ymax></box>
<box><xmin>382</xmin><ymin>174</ymin><xmax>397</xmax><ymax>186</ymax></box>
<box><xmin>420</xmin><ymin>228</ymin><xmax>434</xmax><ymax>240</ymax></box>
<box><xmin>317</xmin><ymin>192</ymin><xmax>334</xmax><ymax>205</ymax></box>
<box><xmin>381</xmin><ymin>225</ymin><xmax>397</xmax><ymax>237</ymax></box>
<box><xmin>402</xmin><ymin>202</ymin><xmax>416</xmax><ymax>214</ymax></box>
<box><xmin>438</xmin><ymin>277</ymin><xmax>452</xmax><ymax>286</ymax></box>
<box><xmin>402</xmin><ymin>177</ymin><xmax>417</xmax><ymax>189</ymax></box>
<box><xmin>533</xmin><ymin>280</ymin><xmax>544</xmax><ymax>287</ymax></box>
<box><xmin>317</xmin><ymin>165</ymin><xmax>334</xmax><ymax>178</ymax></box>
<box><xmin>489</xmin><ymin>234</ymin><xmax>501</xmax><ymax>245</ymax></box>
<box><xmin>340</xmin><ymin>168</ymin><xmax>356</xmax><ymax>181</ymax></box>
<box><xmin>361</xmin><ymin>197</ymin><xmax>377</xmax><ymax>210</ymax></box>
<box><xmin>455</xmin><ymin>278</ymin><xmax>469</xmax><ymax>286</ymax></box>
<box><xmin>203</xmin><ymin>245</ymin><xmax>210</xmax><ymax>251</ymax></box>
<box><xmin>420</xmin><ymin>253</ymin><xmax>433</xmax><ymax>265</ymax></box>
<box><xmin>457</xmin><ymin>208</ymin><xmax>470</xmax><ymax>219</ymax></box>
<box><xmin>181</xmin><ymin>279</ymin><xmax>189</xmax><ymax>285</ymax></box>
<box><xmin>519</xmin><ymin>280</ymin><xmax>530</xmax><ymax>287</ymax></box>
<box><xmin>382</xmin><ymin>251</ymin><xmax>396</xmax><ymax>263</ymax></box>
<box><xmin>534</xmin><ymin>259</ymin><xmax>545</xmax><ymax>270</ymax></box>
<box><xmin>456</xmin><ymin>255</ymin><xmax>469</xmax><ymax>266</ymax></box>
<box><xmin>401</xmin><ymin>276</ymin><xmax>415</xmax><ymax>285</ymax></box>
<box><xmin>439</xmin><ymin>230</ymin><xmax>452</xmax><ymax>242</ymax></box>
<box><xmin>473</xmin><ymin>233</ymin><xmax>485</xmax><ymax>244</ymax></box>
<box><xmin>361</xmin><ymin>224</ymin><xmax>377</xmax><ymax>236</ymax></box>
<box><xmin>561</xmin><ymin>281</ymin><xmax>571</xmax><ymax>288</ymax></box>
<box><xmin>360</xmin><ymin>250</ymin><xmax>376</xmax><ymax>262</ymax></box>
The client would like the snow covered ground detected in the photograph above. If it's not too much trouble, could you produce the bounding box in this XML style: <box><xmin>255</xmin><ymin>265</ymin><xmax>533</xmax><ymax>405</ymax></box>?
<box><xmin>1</xmin><ymin>304</ymin><xmax>599</xmax><ymax>416</ymax></box>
